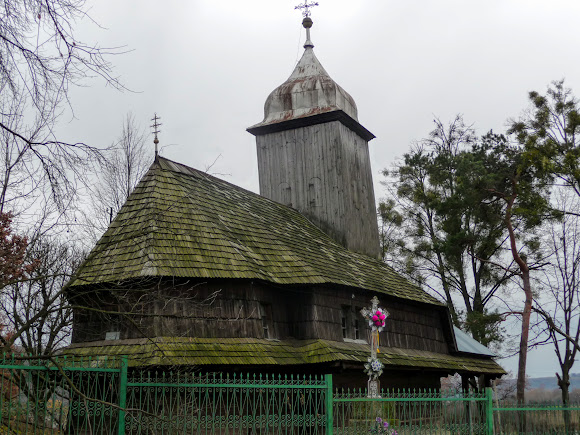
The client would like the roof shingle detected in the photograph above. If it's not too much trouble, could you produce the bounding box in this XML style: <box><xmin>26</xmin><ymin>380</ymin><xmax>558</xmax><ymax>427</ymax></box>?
<box><xmin>64</xmin><ymin>337</ymin><xmax>505</xmax><ymax>374</ymax></box>
<box><xmin>70</xmin><ymin>157</ymin><xmax>440</xmax><ymax>306</ymax></box>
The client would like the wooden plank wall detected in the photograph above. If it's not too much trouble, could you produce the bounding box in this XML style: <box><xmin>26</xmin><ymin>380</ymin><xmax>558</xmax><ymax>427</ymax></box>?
<box><xmin>72</xmin><ymin>280</ymin><xmax>449</xmax><ymax>356</ymax></box>
<box><xmin>256</xmin><ymin>121</ymin><xmax>380</xmax><ymax>258</ymax></box>
<box><xmin>309</xmin><ymin>286</ymin><xmax>449</xmax><ymax>354</ymax></box>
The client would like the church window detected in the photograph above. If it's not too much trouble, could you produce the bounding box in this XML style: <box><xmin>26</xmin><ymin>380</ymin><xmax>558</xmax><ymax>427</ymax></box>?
<box><xmin>341</xmin><ymin>308</ymin><xmax>348</xmax><ymax>338</ymax></box>
<box><xmin>105</xmin><ymin>331</ymin><xmax>120</xmax><ymax>340</ymax></box>
<box><xmin>341</xmin><ymin>305</ymin><xmax>365</xmax><ymax>342</ymax></box>
<box><xmin>262</xmin><ymin>317</ymin><xmax>269</xmax><ymax>338</ymax></box>
<box><xmin>104</xmin><ymin>313</ymin><xmax>121</xmax><ymax>341</ymax></box>
<box><xmin>260</xmin><ymin>304</ymin><xmax>274</xmax><ymax>339</ymax></box>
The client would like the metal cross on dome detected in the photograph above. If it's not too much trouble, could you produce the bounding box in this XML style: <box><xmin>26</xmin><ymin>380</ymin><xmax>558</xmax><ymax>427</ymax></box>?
<box><xmin>295</xmin><ymin>1</ymin><xmax>319</xmax><ymax>17</ymax></box>
<box><xmin>150</xmin><ymin>113</ymin><xmax>162</xmax><ymax>156</ymax></box>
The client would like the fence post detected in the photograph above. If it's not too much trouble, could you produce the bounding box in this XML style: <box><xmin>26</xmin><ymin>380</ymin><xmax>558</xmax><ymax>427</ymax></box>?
<box><xmin>486</xmin><ymin>387</ymin><xmax>493</xmax><ymax>435</ymax></box>
<box><xmin>325</xmin><ymin>374</ymin><xmax>333</xmax><ymax>435</ymax></box>
<box><xmin>118</xmin><ymin>356</ymin><xmax>128</xmax><ymax>435</ymax></box>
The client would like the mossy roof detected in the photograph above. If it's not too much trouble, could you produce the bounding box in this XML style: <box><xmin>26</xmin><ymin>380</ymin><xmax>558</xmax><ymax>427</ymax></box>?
<box><xmin>70</xmin><ymin>157</ymin><xmax>439</xmax><ymax>306</ymax></box>
<box><xmin>64</xmin><ymin>337</ymin><xmax>505</xmax><ymax>375</ymax></box>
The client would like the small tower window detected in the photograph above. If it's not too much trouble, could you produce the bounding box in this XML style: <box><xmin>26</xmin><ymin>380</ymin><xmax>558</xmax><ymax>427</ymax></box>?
<box><xmin>279</xmin><ymin>182</ymin><xmax>292</xmax><ymax>207</ymax></box>
<box><xmin>308</xmin><ymin>177</ymin><xmax>322</xmax><ymax>208</ymax></box>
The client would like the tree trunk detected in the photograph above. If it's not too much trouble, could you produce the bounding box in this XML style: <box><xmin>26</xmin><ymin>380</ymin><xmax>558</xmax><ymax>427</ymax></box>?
<box><xmin>503</xmin><ymin>194</ymin><xmax>530</xmax><ymax>406</ymax></box>
<box><xmin>472</xmin><ymin>291</ymin><xmax>485</xmax><ymax>343</ymax></box>
<box><xmin>558</xmin><ymin>370</ymin><xmax>571</xmax><ymax>432</ymax></box>
<box><xmin>502</xmin><ymin>189</ymin><xmax>531</xmax><ymax>434</ymax></box>
<box><xmin>436</xmin><ymin>252</ymin><xmax>459</xmax><ymax>325</ymax></box>
<box><xmin>428</xmin><ymin>211</ymin><xmax>459</xmax><ymax>326</ymax></box>
<box><xmin>516</xmin><ymin>269</ymin><xmax>532</xmax><ymax>405</ymax></box>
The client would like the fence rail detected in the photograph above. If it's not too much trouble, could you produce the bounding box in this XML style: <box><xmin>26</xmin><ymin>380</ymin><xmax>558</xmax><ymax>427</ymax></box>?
<box><xmin>1</xmin><ymin>354</ymin><xmax>579</xmax><ymax>434</ymax></box>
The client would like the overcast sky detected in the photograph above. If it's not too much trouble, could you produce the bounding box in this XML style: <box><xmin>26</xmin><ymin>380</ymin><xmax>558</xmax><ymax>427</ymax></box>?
<box><xmin>59</xmin><ymin>0</ymin><xmax>580</xmax><ymax>379</ymax></box>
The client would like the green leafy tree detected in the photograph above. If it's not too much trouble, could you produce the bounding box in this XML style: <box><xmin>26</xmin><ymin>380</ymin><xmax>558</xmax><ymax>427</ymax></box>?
<box><xmin>377</xmin><ymin>199</ymin><xmax>402</xmax><ymax>265</ymax></box>
<box><xmin>467</xmin><ymin>132</ymin><xmax>552</xmax><ymax>404</ymax></box>
<box><xmin>509</xmin><ymin>79</ymin><xmax>580</xmax><ymax>203</ymax></box>
<box><xmin>381</xmin><ymin>117</ymin><xmax>511</xmax><ymax>347</ymax></box>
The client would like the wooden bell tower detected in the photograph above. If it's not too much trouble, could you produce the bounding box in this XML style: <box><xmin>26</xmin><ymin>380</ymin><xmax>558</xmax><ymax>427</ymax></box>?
<box><xmin>247</xmin><ymin>13</ymin><xmax>380</xmax><ymax>258</ymax></box>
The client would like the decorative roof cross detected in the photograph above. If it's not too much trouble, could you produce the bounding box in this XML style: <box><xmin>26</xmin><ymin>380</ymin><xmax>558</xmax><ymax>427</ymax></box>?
<box><xmin>151</xmin><ymin>113</ymin><xmax>162</xmax><ymax>156</ymax></box>
<box><xmin>295</xmin><ymin>1</ymin><xmax>319</xmax><ymax>18</ymax></box>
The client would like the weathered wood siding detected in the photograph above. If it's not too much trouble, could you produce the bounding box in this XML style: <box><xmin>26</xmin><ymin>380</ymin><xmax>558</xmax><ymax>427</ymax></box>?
<box><xmin>307</xmin><ymin>286</ymin><xmax>449</xmax><ymax>354</ymax></box>
<box><xmin>71</xmin><ymin>280</ymin><xmax>449</xmax><ymax>356</ymax></box>
<box><xmin>256</xmin><ymin>121</ymin><xmax>380</xmax><ymax>259</ymax></box>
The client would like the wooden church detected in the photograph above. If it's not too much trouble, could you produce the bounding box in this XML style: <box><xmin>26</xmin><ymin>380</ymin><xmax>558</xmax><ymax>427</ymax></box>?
<box><xmin>66</xmin><ymin>15</ymin><xmax>504</xmax><ymax>389</ymax></box>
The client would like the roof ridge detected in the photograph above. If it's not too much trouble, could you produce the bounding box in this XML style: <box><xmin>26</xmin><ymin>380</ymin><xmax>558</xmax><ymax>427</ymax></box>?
<box><xmin>156</xmin><ymin>156</ymin><xmax>325</xmax><ymax>214</ymax></box>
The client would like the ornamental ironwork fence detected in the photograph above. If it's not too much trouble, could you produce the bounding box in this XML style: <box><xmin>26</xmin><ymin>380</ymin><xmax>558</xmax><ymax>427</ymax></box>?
<box><xmin>0</xmin><ymin>353</ymin><xmax>120</xmax><ymax>434</ymax></box>
<box><xmin>123</xmin><ymin>371</ymin><xmax>331</xmax><ymax>434</ymax></box>
<box><xmin>1</xmin><ymin>353</ymin><xmax>579</xmax><ymax>434</ymax></box>
<box><xmin>333</xmin><ymin>388</ymin><xmax>490</xmax><ymax>434</ymax></box>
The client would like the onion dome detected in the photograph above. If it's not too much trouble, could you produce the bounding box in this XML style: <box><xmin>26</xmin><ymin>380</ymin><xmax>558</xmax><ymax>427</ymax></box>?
<box><xmin>248</xmin><ymin>17</ymin><xmax>366</xmax><ymax>133</ymax></box>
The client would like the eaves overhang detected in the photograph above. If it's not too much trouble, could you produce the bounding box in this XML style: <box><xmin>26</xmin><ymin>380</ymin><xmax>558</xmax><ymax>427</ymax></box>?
<box><xmin>247</xmin><ymin>109</ymin><xmax>375</xmax><ymax>142</ymax></box>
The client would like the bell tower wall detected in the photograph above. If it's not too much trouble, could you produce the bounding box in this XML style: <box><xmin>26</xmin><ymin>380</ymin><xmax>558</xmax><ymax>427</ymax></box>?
<box><xmin>256</xmin><ymin>120</ymin><xmax>380</xmax><ymax>258</ymax></box>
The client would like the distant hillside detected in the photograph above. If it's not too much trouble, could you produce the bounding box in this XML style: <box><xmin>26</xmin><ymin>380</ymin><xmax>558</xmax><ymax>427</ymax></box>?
<box><xmin>527</xmin><ymin>372</ymin><xmax>580</xmax><ymax>390</ymax></box>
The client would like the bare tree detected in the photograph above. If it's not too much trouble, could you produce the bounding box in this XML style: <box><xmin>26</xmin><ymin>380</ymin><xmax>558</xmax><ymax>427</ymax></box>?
<box><xmin>1</xmin><ymin>0</ymin><xmax>123</xmax><ymax>218</ymax></box>
<box><xmin>82</xmin><ymin>113</ymin><xmax>152</xmax><ymax>242</ymax></box>
<box><xmin>532</xmin><ymin>191</ymin><xmax>580</xmax><ymax>430</ymax></box>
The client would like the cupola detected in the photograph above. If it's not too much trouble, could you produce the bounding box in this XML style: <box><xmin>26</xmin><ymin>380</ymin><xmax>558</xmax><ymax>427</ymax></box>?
<box><xmin>248</xmin><ymin>18</ymin><xmax>374</xmax><ymax>141</ymax></box>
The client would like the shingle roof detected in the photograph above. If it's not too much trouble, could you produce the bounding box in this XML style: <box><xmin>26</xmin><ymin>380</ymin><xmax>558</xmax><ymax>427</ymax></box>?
<box><xmin>64</xmin><ymin>337</ymin><xmax>505</xmax><ymax>375</ymax></box>
<box><xmin>70</xmin><ymin>157</ymin><xmax>440</xmax><ymax>306</ymax></box>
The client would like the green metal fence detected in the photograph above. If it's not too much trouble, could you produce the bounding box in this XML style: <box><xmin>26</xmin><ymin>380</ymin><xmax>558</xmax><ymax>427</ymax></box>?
<box><xmin>123</xmin><ymin>371</ymin><xmax>330</xmax><ymax>434</ymax></box>
<box><xmin>492</xmin><ymin>402</ymin><xmax>580</xmax><ymax>434</ymax></box>
<box><xmin>1</xmin><ymin>353</ymin><xmax>579</xmax><ymax>434</ymax></box>
<box><xmin>0</xmin><ymin>353</ymin><xmax>120</xmax><ymax>434</ymax></box>
<box><xmin>334</xmin><ymin>389</ymin><xmax>580</xmax><ymax>435</ymax></box>
<box><xmin>333</xmin><ymin>388</ymin><xmax>490</xmax><ymax>434</ymax></box>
